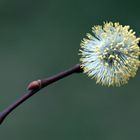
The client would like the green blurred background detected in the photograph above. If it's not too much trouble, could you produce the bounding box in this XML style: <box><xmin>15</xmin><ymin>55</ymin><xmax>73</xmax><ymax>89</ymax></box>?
<box><xmin>0</xmin><ymin>0</ymin><xmax>140</xmax><ymax>139</ymax></box>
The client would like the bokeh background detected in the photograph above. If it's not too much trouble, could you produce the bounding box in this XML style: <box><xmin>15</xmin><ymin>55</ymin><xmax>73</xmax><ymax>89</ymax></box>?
<box><xmin>0</xmin><ymin>0</ymin><xmax>140</xmax><ymax>139</ymax></box>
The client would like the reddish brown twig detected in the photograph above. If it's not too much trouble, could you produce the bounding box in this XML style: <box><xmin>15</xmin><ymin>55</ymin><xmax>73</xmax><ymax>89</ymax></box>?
<box><xmin>0</xmin><ymin>64</ymin><xmax>82</xmax><ymax>125</ymax></box>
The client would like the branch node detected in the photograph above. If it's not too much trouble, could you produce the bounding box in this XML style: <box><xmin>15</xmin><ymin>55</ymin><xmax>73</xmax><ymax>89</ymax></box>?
<box><xmin>27</xmin><ymin>80</ymin><xmax>42</xmax><ymax>90</ymax></box>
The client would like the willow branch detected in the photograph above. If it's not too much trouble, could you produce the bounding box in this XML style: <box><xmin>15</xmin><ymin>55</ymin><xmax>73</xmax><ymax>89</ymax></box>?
<box><xmin>0</xmin><ymin>64</ymin><xmax>82</xmax><ymax>125</ymax></box>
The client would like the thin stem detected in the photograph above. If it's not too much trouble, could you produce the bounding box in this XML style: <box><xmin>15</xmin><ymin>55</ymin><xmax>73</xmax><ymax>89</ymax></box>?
<box><xmin>0</xmin><ymin>64</ymin><xmax>82</xmax><ymax>125</ymax></box>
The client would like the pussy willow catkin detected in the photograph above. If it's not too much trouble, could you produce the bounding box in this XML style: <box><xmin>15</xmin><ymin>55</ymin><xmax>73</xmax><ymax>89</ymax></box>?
<box><xmin>79</xmin><ymin>22</ymin><xmax>140</xmax><ymax>86</ymax></box>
